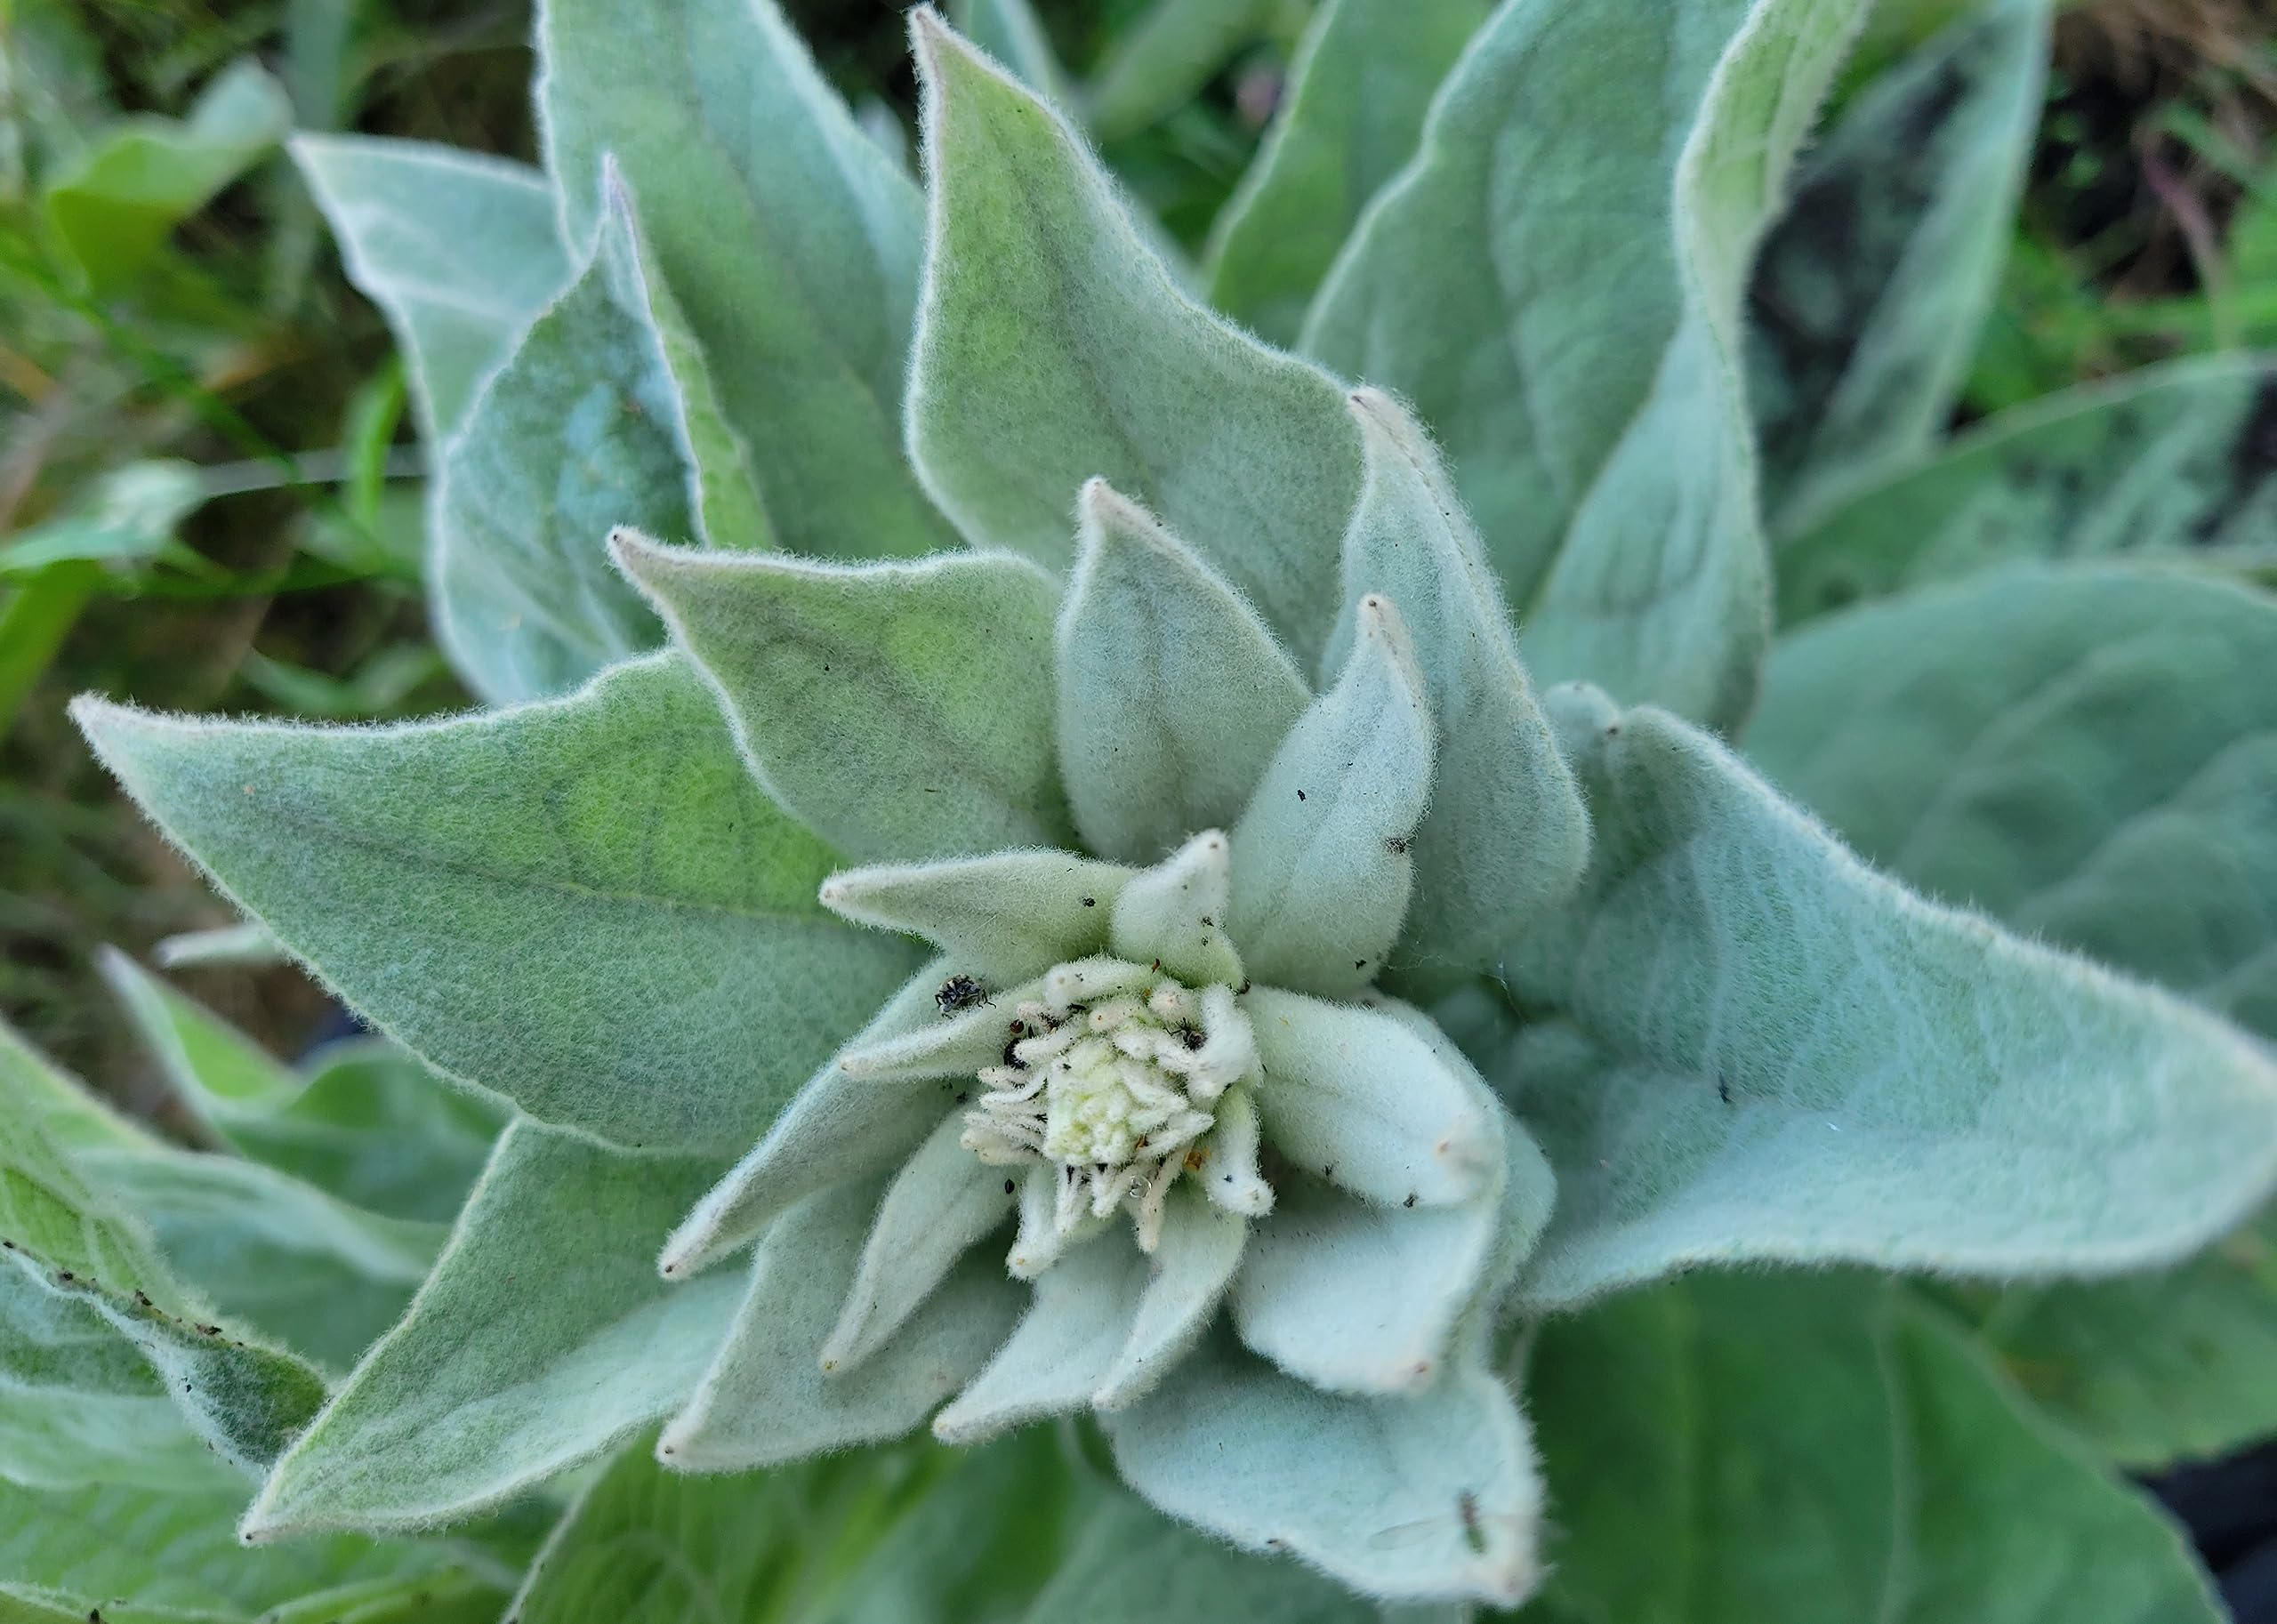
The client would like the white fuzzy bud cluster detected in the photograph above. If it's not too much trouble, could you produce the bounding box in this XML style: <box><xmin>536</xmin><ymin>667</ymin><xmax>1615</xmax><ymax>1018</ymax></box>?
<box><xmin>960</xmin><ymin>955</ymin><xmax>1261</xmax><ymax>1251</ymax></box>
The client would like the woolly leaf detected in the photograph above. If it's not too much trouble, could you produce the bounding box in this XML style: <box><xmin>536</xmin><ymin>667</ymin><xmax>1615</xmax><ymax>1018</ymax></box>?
<box><xmin>659</xmin><ymin>968</ymin><xmax>963</xmax><ymax>1281</ymax></box>
<box><xmin>76</xmin><ymin>654</ymin><xmax>914</xmax><ymax>1156</ymax></box>
<box><xmin>245</xmin><ymin>1122</ymin><xmax>740</xmax><ymax>1539</ymax></box>
<box><xmin>905</xmin><ymin>14</ymin><xmax>1360</xmax><ymax>663</ymax></box>
<box><xmin>1749</xmin><ymin>0</ymin><xmax>2049</xmax><ymax>527</ymax></box>
<box><xmin>540</xmin><ymin>0</ymin><xmax>954</xmax><ymax>559</ymax></box>
<box><xmin>659</xmin><ymin>1178</ymin><xmax>1018</xmax><ymax>1471</ymax></box>
<box><xmin>1331</xmin><ymin>390</ymin><xmax>1589</xmax><ymax>973</ymax></box>
<box><xmin>0</xmin><ymin>1474</ymin><xmax>482</xmax><ymax>1622</ymax></box>
<box><xmin>1528</xmin><ymin>1273</ymin><xmax>2224</xmax><ymax>1624</ymax></box>
<box><xmin>1106</xmin><ymin>1327</ymin><xmax>1541</xmax><ymax>1608</ymax></box>
<box><xmin>430</xmin><ymin>189</ymin><xmax>688</xmax><ymax>704</ymax></box>
<box><xmin>933</xmin><ymin>1235</ymin><xmax>1143</xmax><ymax>1443</ymax></box>
<box><xmin>1492</xmin><ymin>687</ymin><xmax>2277</xmax><ymax>1309</ymax></box>
<box><xmin>822</xmin><ymin>1110</ymin><xmax>1016</xmax><ymax>1372</ymax></box>
<box><xmin>99</xmin><ymin>953</ymin><xmax>501</xmax><ymax>1224</ymax></box>
<box><xmin>820</xmin><ymin>851</ymin><xmax>1130</xmax><ymax>985</ymax></box>
<box><xmin>84</xmin><ymin>1146</ymin><xmax>439</xmax><ymax>1371</ymax></box>
<box><xmin>292</xmin><ymin>134</ymin><xmax>570</xmax><ymax>440</ymax></box>
<box><xmin>1056</xmin><ymin>481</ymin><xmax>1311</xmax><ymax>864</ymax></box>
<box><xmin>1108</xmin><ymin>830</ymin><xmax>1243</xmax><ymax>987</ymax></box>
<box><xmin>617</xmin><ymin>538</ymin><xmax>1074</xmax><ymax>864</ymax></box>
<box><xmin>1206</xmin><ymin>0</ymin><xmax>1488</xmax><ymax>347</ymax></box>
<box><xmin>1308</xmin><ymin>0</ymin><xmax>1866</xmax><ymax>725</ymax></box>
<box><xmin>1776</xmin><ymin>354</ymin><xmax>2277</xmax><ymax>622</ymax></box>
<box><xmin>949</xmin><ymin>0</ymin><xmax>1077</xmax><ymax>109</ymax></box>
<box><xmin>1023</xmin><ymin>1492</ymin><xmax>1379</xmax><ymax>1624</ymax></box>
<box><xmin>1093</xmin><ymin>1186</ymin><xmax>1246</xmax><ymax>1411</ymax></box>
<box><xmin>1228</xmin><ymin>597</ymin><xmax>1431</xmax><ymax>997</ymax></box>
<box><xmin>1749</xmin><ymin>565</ymin><xmax>2277</xmax><ymax>1467</ymax></box>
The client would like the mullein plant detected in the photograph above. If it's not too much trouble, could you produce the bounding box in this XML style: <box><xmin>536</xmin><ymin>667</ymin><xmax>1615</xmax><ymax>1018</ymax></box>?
<box><xmin>30</xmin><ymin>0</ymin><xmax>2277</xmax><ymax>1617</ymax></box>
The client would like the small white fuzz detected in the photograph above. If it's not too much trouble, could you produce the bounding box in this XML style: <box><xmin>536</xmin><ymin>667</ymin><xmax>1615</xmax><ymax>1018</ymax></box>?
<box><xmin>961</xmin><ymin>955</ymin><xmax>1265</xmax><ymax>1257</ymax></box>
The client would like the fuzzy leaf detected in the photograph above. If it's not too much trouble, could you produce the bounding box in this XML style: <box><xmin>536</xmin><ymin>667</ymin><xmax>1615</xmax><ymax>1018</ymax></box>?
<box><xmin>1749</xmin><ymin>0</ymin><xmax>2049</xmax><ymax>528</ymax></box>
<box><xmin>0</xmin><ymin>1018</ymin><xmax>326</xmax><ymax>1482</ymax></box>
<box><xmin>1106</xmin><ymin>1327</ymin><xmax>1541</xmax><ymax>1607</ymax></box>
<box><xmin>1093</xmin><ymin>1186</ymin><xmax>1246</xmax><ymax>1411</ymax></box>
<box><xmin>430</xmin><ymin>191</ymin><xmax>688</xmax><ymax>704</ymax></box>
<box><xmin>934</xmin><ymin>1237</ymin><xmax>1147</xmax><ymax>1443</ymax></box>
<box><xmin>292</xmin><ymin>134</ymin><xmax>570</xmax><ymax>440</ymax></box>
<box><xmin>905</xmin><ymin>14</ymin><xmax>1360</xmax><ymax>663</ymax></box>
<box><xmin>1023</xmin><ymin>1492</ymin><xmax>1377</xmax><ymax>1624</ymax></box>
<box><xmin>1057</xmin><ymin>481</ymin><xmax>1311</xmax><ymax>864</ymax></box>
<box><xmin>84</xmin><ymin>1146</ymin><xmax>439</xmax><ymax>1371</ymax></box>
<box><xmin>1109</xmin><ymin>830</ymin><xmax>1243</xmax><ymax>987</ymax></box>
<box><xmin>0</xmin><ymin>1474</ymin><xmax>479</xmax><ymax>1623</ymax></box>
<box><xmin>99</xmin><ymin>953</ymin><xmax>501</xmax><ymax>1224</ymax></box>
<box><xmin>659</xmin><ymin>1178</ymin><xmax>1019</xmax><ymax>1471</ymax></box>
<box><xmin>659</xmin><ymin>968</ymin><xmax>968</xmax><ymax>1281</ymax></box>
<box><xmin>1307</xmin><ymin>0</ymin><xmax>1866</xmax><ymax>725</ymax></box>
<box><xmin>244</xmin><ymin>1122</ymin><xmax>739</xmax><ymax>1539</ymax></box>
<box><xmin>1331</xmin><ymin>390</ymin><xmax>1589</xmax><ymax>973</ymax></box>
<box><xmin>1493</xmin><ymin>686</ymin><xmax>2277</xmax><ymax>1309</ymax></box>
<box><xmin>618</xmin><ymin>539</ymin><xmax>1074</xmax><ymax>864</ymax></box>
<box><xmin>950</xmin><ymin>0</ymin><xmax>1077</xmax><ymax>109</ymax></box>
<box><xmin>1527</xmin><ymin>1273</ymin><xmax>2224</xmax><ymax>1624</ymax></box>
<box><xmin>1229</xmin><ymin>596</ymin><xmax>1431</xmax><ymax>996</ymax></box>
<box><xmin>540</xmin><ymin>0</ymin><xmax>953</xmax><ymax>559</ymax></box>
<box><xmin>820</xmin><ymin>851</ymin><xmax>1130</xmax><ymax>985</ymax></box>
<box><xmin>1748</xmin><ymin>564</ymin><xmax>2277</xmax><ymax>1467</ymax></box>
<box><xmin>76</xmin><ymin>654</ymin><xmax>914</xmax><ymax>1156</ymax></box>
<box><xmin>1775</xmin><ymin>354</ymin><xmax>2277</xmax><ymax>622</ymax></box>
<box><xmin>822</xmin><ymin>1110</ymin><xmax>1016</xmax><ymax>1372</ymax></box>
<box><xmin>1205</xmin><ymin>0</ymin><xmax>1489</xmax><ymax>347</ymax></box>
<box><xmin>1245</xmin><ymin>988</ymin><xmax>1496</xmax><ymax>1209</ymax></box>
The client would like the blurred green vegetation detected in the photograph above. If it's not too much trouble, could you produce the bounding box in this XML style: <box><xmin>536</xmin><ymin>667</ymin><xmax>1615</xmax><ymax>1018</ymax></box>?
<box><xmin>6</xmin><ymin>0</ymin><xmax>2276</xmax><ymax>1097</ymax></box>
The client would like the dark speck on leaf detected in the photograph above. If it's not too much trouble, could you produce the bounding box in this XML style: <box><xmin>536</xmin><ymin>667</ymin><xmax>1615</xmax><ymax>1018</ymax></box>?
<box><xmin>1355</xmin><ymin>960</ymin><xmax>1367</xmax><ymax>970</ymax></box>
<box><xmin>1296</xmin><ymin>789</ymin><xmax>1307</xmax><ymax>801</ymax></box>
<box><xmin>1718</xmin><ymin>1075</ymin><xmax>1734</xmax><ymax>1105</ymax></box>
<box><xmin>1004</xmin><ymin>1178</ymin><xmax>1016</xmax><ymax>1195</ymax></box>
<box><xmin>55</xmin><ymin>1271</ymin><xmax>72</xmax><ymax>1283</ymax></box>
<box><xmin>1404</xmin><ymin>1193</ymin><xmax>1417</xmax><ymax>1209</ymax></box>
<box><xmin>1385</xmin><ymin>835</ymin><xmax>1409</xmax><ymax>855</ymax></box>
<box><xmin>1082</xmin><ymin>896</ymin><xmax>1096</xmax><ymax>907</ymax></box>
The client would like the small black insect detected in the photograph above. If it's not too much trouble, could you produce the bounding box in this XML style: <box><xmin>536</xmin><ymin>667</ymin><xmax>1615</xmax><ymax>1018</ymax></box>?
<box><xmin>1002</xmin><ymin>1036</ymin><xmax>1027</xmax><ymax>1068</ymax></box>
<box><xmin>1004</xmin><ymin>1178</ymin><xmax>1016</xmax><ymax>1195</ymax></box>
<box><xmin>1179</xmin><ymin>1026</ymin><xmax>1205</xmax><ymax>1051</ymax></box>
<box><xmin>935</xmin><ymin>974</ymin><xmax>991</xmax><ymax>1017</ymax></box>
<box><xmin>1385</xmin><ymin>834</ymin><xmax>1410</xmax><ymax>855</ymax></box>
<box><xmin>1081</xmin><ymin>896</ymin><xmax>1097</xmax><ymax>907</ymax></box>
<box><xmin>1403</xmin><ymin>1193</ymin><xmax>1417</xmax><ymax>1209</ymax></box>
<box><xmin>1296</xmin><ymin>789</ymin><xmax>1307</xmax><ymax>801</ymax></box>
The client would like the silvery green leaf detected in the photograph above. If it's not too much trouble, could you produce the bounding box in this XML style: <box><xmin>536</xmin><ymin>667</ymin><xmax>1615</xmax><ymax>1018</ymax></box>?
<box><xmin>950</xmin><ymin>0</ymin><xmax>1077</xmax><ymax>110</ymax></box>
<box><xmin>933</xmin><ymin>1236</ymin><xmax>1144</xmax><ymax>1443</ymax></box>
<box><xmin>0</xmin><ymin>1017</ymin><xmax>326</xmax><ymax>1481</ymax></box>
<box><xmin>539</xmin><ymin>0</ymin><xmax>954</xmax><ymax>560</ymax></box>
<box><xmin>1057</xmin><ymin>481</ymin><xmax>1311</xmax><ymax>864</ymax></box>
<box><xmin>1746</xmin><ymin>564</ymin><xmax>2277</xmax><ymax>1467</ymax></box>
<box><xmin>74</xmin><ymin>653</ymin><xmax>915</xmax><ymax>1157</ymax></box>
<box><xmin>1494</xmin><ymin>686</ymin><xmax>2277</xmax><ymax>1310</ymax></box>
<box><xmin>1232</xmin><ymin>1175</ymin><xmax>1496</xmax><ymax>1397</ymax></box>
<box><xmin>659</xmin><ymin>968</ymin><xmax>962</xmax><ymax>1282</ymax></box>
<box><xmin>599</xmin><ymin>178</ymin><xmax>773</xmax><ymax>557</ymax></box>
<box><xmin>1775</xmin><ymin>354</ymin><xmax>2277</xmax><ymax>622</ymax></box>
<box><xmin>821</xmin><ymin>851</ymin><xmax>1130</xmax><ymax>985</ymax></box>
<box><xmin>1748</xmin><ymin>566</ymin><xmax>2277</xmax><ymax>1036</ymax></box>
<box><xmin>822</xmin><ymin>1110</ymin><xmax>1016</xmax><ymax>1372</ymax></box>
<box><xmin>1526</xmin><ymin>1272</ymin><xmax>2224</xmax><ymax>1624</ymax></box>
<box><xmin>1229</xmin><ymin>597</ymin><xmax>1431</xmax><ymax>996</ymax></box>
<box><xmin>1331</xmin><ymin>390</ymin><xmax>1589</xmax><ymax>973</ymax></box>
<box><xmin>1307</xmin><ymin>0</ymin><xmax>1867</xmax><ymax>726</ymax></box>
<box><xmin>1202</xmin><ymin>1084</ymin><xmax>1274</xmax><ymax>1219</ymax></box>
<box><xmin>291</xmin><ymin>134</ymin><xmax>570</xmax><ymax>440</ymax></box>
<box><xmin>1749</xmin><ymin>0</ymin><xmax>2049</xmax><ymax>529</ymax></box>
<box><xmin>1109</xmin><ymin>830</ymin><xmax>1243</xmax><ymax>987</ymax></box>
<box><xmin>1106</xmin><ymin>1327</ymin><xmax>1541</xmax><ymax>1607</ymax></box>
<box><xmin>1245</xmin><ymin>988</ymin><xmax>1495</xmax><ymax>1209</ymax></box>
<box><xmin>659</xmin><ymin>1178</ymin><xmax>1019</xmax><ymax>1471</ymax></box>
<box><xmin>1205</xmin><ymin>0</ymin><xmax>1489</xmax><ymax>347</ymax></box>
<box><xmin>83</xmin><ymin>1146</ymin><xmax>439</xmax><ymax>1371</ymax></box>
<box><xmin>430</xmin><ymin>188</ymin><xmax>690</xmax><ymax>704</ymax></box>
<box><xmin>906</xmin><ymin>13</ymin><xmax>1360</xmax><ymax>663</ymax></box>
<box><xmin>617</xmin><ymin>537</ymin><xmax>1074</xmax><ymax>864</ymax></box>
<box><xmin>1022</xmin><ymin>1492</ymin><xmax>1379</xmax><ymax>1624</ymax></box>
<box><xmin>98</xmin><ymin>951</ymin><xmax>501</xmax><ymax>1224</ymax></box>
<box><xmin>0</xmin><ymin>1474</ymin><xmax>480</xmax><ymax>1622</ymax></box>
<box><xmin>1093</xmin><ymin>1186</ymin><xmax>1246</xmax><ymax>1411</ymax></box>
<box><xmin>244</xmin><ymin>1121</ymin><xmax>740</xmax><ymax>1539</ymax></box>
<box><xmin>833</xmin><ymin>977</ymin><xmax>1046</xmax><ymax>1083</ymax></box>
